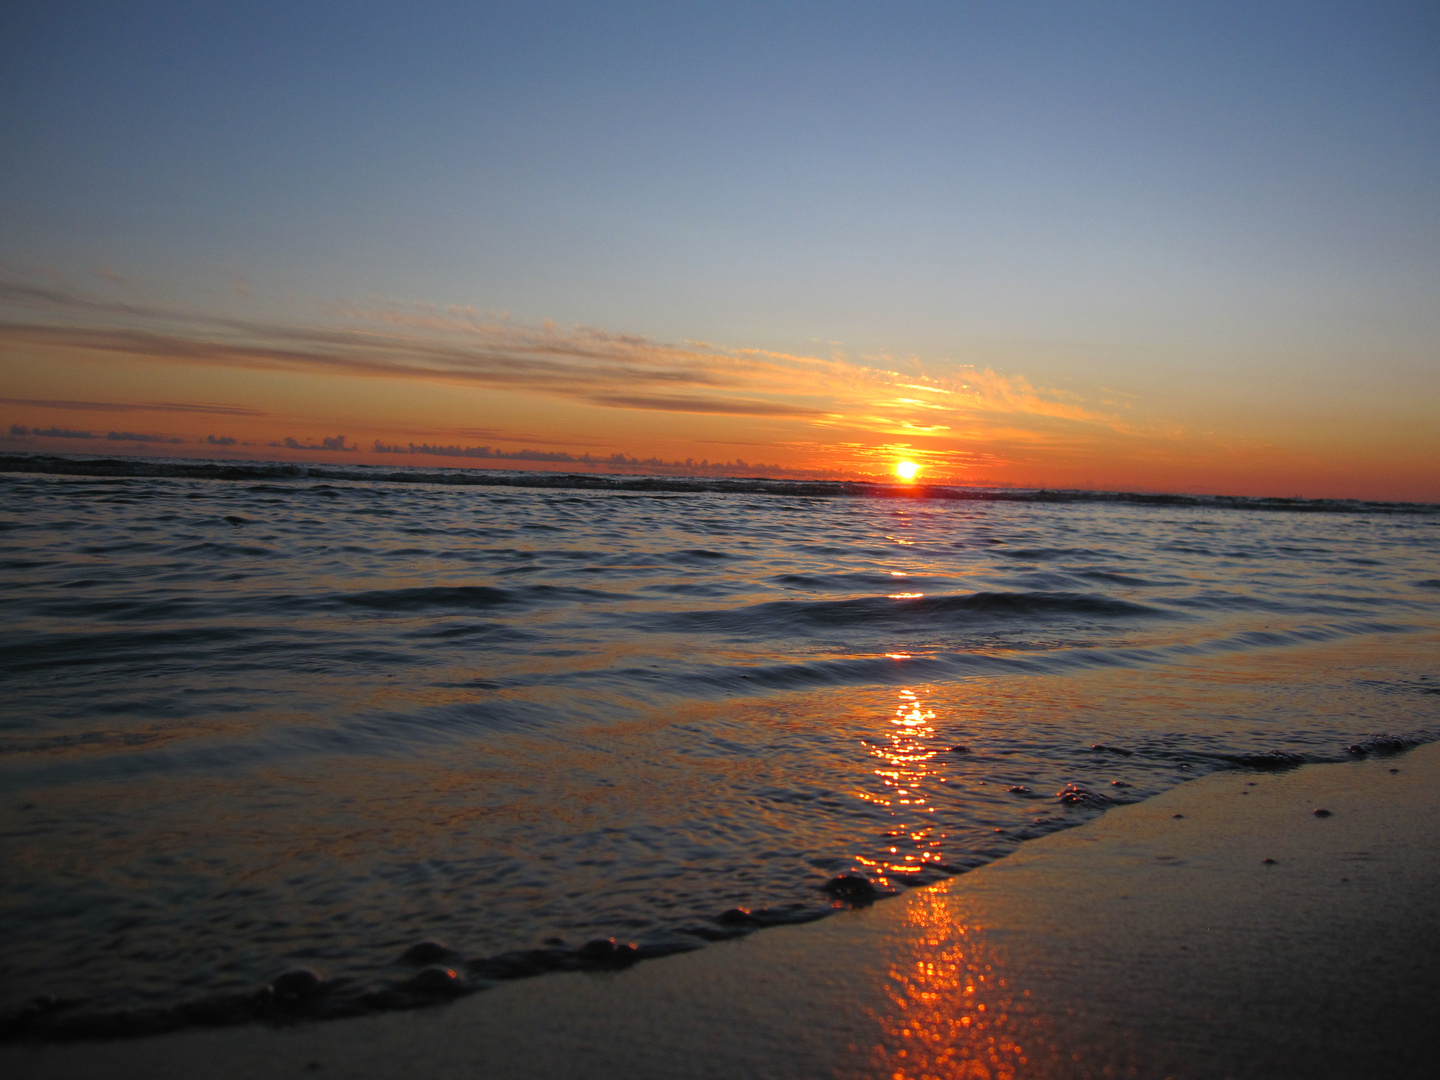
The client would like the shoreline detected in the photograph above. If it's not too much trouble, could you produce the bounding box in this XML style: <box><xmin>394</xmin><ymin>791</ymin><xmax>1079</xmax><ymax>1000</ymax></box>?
<box><xmin>8</xmin><ymin>742</ymin><xmax>1439</xmax><ymax>1079</ymax></box>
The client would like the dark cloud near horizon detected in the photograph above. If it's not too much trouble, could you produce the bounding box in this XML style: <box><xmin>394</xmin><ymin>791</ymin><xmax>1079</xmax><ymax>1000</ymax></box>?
<box><xmin>8</xmin><ymin>422</ymin><xmax>184</xmax><ymax>443</ymax></box>
<box><xmin>107</xmin><ymin>431</ymin><xmax>183</xmax><ymax>444</ymax></box>
<box><xmin>270</xmin><ymin>435</ymin><xmax>355</xmax><ymax>452</ymax></box>
<box><xmin>370</xmin><ymin>440</ymin><xmax>819</xmax><ymax>478</ymax></box>
<box><xmin>11</xmin><ymin>425</ymin><xmax>95</xmax><ymax>439</ymax></box>
<box><xmin>373</xmin><ymin>441</ymin><xmax>577</xmax><ymax>463</ymax></box>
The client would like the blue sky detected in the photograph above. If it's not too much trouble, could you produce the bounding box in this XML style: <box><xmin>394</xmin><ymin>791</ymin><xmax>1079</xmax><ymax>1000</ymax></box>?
<box><xmin>2</xmin><ymin>2</ymin><xmax>1438</xmax><ymax>496</ymax></box>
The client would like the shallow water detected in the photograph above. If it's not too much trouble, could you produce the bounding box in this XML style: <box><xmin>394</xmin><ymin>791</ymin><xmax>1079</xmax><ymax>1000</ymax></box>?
<box><xmin>2</xmin><ymin>464</ymin><xmax>1438</xmax><ymax>1034</ymax></box>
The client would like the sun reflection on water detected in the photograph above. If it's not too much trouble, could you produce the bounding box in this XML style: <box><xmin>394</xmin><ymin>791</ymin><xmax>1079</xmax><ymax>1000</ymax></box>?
<box><xmin>852</xmin><ymin>690</ymin><xmax>1047</xmax><ymax>1078</ymax></box>
<box><xmin>852</xmin><ymin>689</ymin><xmax>951</xmax><ymax>888</ymax></box>
<box><xmin>868</xmin><ymin>888</ymin><xmax>1039</xmax><ymax>1080</ymax></box>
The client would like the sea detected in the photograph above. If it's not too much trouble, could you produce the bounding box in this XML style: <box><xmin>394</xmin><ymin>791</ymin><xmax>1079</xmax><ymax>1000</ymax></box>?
<box><xmin>3</xmin><ymin>454</ymin><xmax>1438</xmax><ymax>1038</ymax></box>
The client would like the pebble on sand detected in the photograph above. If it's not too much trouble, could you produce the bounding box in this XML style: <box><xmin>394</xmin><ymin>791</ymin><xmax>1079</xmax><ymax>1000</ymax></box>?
<box><xmin>268</xmin><ymin>968</ymin><xmax>325</xmax><ymax>1001</ymax></box>
<box><xmin>717</xmin><ymin>907</ymin><xmax>758</xmax><ymax>926</ymax></box>
<box><xmin>822</xmin><ymin>875</ymin><xmax>885</xmax><ymax>903</ymax></box>
<box><xmin>577</xmin><ymin>938</ymin><xmax>640</xmax><ymax>967</ymax></box>
<box><xmin>405</xmin><ymin>965</ymin><xmax>466</xmax><ymax>995</ymax></box>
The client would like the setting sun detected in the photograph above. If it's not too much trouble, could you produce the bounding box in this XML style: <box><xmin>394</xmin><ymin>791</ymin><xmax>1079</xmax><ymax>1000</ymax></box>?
<box><xmin>895</xmin><ymin>461</ymin><xmax>919</xmax><ymax>481</ymax></box>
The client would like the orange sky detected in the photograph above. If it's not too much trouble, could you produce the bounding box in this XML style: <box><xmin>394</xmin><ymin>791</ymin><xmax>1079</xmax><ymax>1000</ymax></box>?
<box><xmin>2</xmin><ymin>278</ymin><xmax>1435</xmax><ymax>501</ymax></box>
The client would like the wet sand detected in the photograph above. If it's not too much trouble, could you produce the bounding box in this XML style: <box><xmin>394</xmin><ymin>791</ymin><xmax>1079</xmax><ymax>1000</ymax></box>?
<box><xmin>9</xmin><ymin>742</ymin><xmax>1440</xmax><ymax>1080</ymax></box>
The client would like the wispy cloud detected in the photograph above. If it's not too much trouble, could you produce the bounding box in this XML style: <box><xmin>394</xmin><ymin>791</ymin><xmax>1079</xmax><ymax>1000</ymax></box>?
<box><xmin>585</xmin><ymin>394</ymin><xmax>826</xmax><ymax>417</ymax></box>
<box><xmin>0</xmin><ymin>274</ymin><xmax>1151</xmax><ymax>478</ymax></box>
<box><xmin>0</xmin><ymin>396</ymin><xmax>265</xmax><ymax>417</ymax></box>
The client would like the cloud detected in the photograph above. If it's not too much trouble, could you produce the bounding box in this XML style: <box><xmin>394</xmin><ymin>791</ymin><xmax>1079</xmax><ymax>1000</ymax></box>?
<box><xmin>205</xmin><ymin>434</ymin><xmax>238</xmax><ymax>446</ymax></box>
<box><xmin>585</xmin><ymin>394</ymin><xmax>826</xmax><ymax>417</ymax></box>
<box><xmin>269</xmin><ymin>435</ymin><xmax>355</xmax><ymax>452</ymax></box>
<box><xmin>6</xmin><ymin>419</ymin><xmax>183</xmax><ymax>443</ymax></box>
<box><xmin>0</xmin><ymin>274</ymin><xmax>1144</xmax><ymax>464</ymax></box>
<box><xmin>106</xmin><ymin>431</ymin><xmax>184</xmax><ymax>444</ymax></box>
<box><xmin>25</xmin><ymin>426</ymin><xmax>95</xmax><ymax>439</ymax></box>
<box><xmin>0</xmin><ymin>278</ymin><xmax>153</xmax><ymax>318</ymax></box>
<box><xmin>371</xmin><ymin>440</ymin><xmax>838</xmax><ymax>478</ymax></box>
<box><xmin>0</xmin><ymin>396</ymin><xmax>265</xmax><ymax>417</ymax></box>
<box><xmin>373</xmin><ymin>441</ymin><xmax>576</xmax><ymax>462</ymax></box>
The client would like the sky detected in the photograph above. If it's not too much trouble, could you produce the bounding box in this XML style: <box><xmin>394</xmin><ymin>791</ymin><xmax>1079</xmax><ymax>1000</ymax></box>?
<box><xmin>1</xmin><ymin>1</ymin><xmax>1437</xmax><ymax>499</ymax></box>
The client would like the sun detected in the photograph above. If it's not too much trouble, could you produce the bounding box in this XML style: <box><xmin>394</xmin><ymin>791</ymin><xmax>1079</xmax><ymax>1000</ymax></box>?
<box><xmin>895</xmin><ymin>460</ymin><xmax>919</xmax><ymax>481</ymax></box>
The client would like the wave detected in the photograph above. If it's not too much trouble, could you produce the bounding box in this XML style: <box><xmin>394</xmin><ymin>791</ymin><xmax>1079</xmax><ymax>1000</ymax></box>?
<box><xmin>318</xmin><ymin>584</ymin><xmax>630</xmax><ymax>613</ymax></box>
<box><xmin>15</xmin><ymin>583</ymin><xmax>638</xmax><ymax>625</ymax></box>
<box><xmin>770</xmin><ymin>571</ymin><xmax>963</xmax><ymax>590</ymax></box>
<box><xmin>651</xmin><ymin>590</ymin><xmax>1171</xmax><ymax>636</ymax></box>
<box><xmin>995</xmin><ymin>546</ymin><xmax>1102</xmax><ymax>560</ymax></box>
<box><xmin>4</xmin><ymin>452</ymin><xmax>1436</xmax><ymax>515</ymax></box>
<box><xmin>426</xmin><ymin>620</ymin><xmax>1421</xmax><ymax>713</ymax></box>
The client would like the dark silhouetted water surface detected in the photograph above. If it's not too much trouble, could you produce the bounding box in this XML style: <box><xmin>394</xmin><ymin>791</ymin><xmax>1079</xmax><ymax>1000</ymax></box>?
<box><xmin>2</xmin><ymin>464</ymin><xmax>1438</xmax><ymax>1034</ymax></box>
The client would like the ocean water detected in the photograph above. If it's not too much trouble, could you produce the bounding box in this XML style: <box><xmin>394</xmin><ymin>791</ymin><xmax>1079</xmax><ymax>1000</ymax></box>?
<box><xmin>2</xmin><ymin>459</ymin><xmax>1438</xmax><ymax>1036</ymax></box>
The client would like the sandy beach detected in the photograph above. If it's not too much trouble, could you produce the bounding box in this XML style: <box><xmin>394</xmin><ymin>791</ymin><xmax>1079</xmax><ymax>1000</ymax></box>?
<box><xmin>7</xmin><ymin>740</ymin><xmax>1438</xmax><ymax>1080</ymax></box>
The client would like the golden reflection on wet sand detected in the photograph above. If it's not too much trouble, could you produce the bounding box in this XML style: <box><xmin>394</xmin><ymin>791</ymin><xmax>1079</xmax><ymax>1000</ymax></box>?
<box><xmin>866</xmin><ymin>887</ymin><xmax>1041</xmax><ymax>1080</ymax></box>
<box><xmin>855</xmin><ymin>688</ymin><xmax>1057</xmax><ymax>1079</ymax></box>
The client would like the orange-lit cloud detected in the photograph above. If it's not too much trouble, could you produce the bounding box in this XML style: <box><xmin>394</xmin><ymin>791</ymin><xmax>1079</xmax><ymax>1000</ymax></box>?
<box><xmin>0</xmin><ymin>278</ymin><xmax>1130</xmax><ymax>445</ymax></box>
<box><xmin>2</xmin><ymin>273</ymin><xmax>1436</xmax><ymax>500</ymax></box>
<box><xmin>0</xmin><ymin>280</ymin><xmax>1111</xmax><ymax>421</ymax></box>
